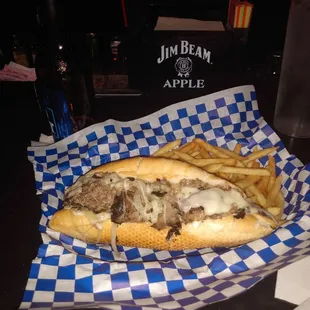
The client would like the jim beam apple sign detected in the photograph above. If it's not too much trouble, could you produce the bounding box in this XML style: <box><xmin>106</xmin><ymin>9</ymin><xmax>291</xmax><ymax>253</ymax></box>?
<box><xmin>157</xmin><ymin>40</ymin><xmax>212</xmax><ymax>88</ymax></box>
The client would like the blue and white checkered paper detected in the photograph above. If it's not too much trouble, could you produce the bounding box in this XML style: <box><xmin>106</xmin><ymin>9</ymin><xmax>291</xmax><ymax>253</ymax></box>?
<box><xmin>21</xmin><ymin>85</ymin><xmax>310</xmax><ymax>310</ymax></box>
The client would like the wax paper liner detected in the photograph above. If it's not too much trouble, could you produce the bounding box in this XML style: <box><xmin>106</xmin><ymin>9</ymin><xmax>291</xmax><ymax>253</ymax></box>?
<box><xmin>20</xmin><ymin>85</ymin><xmax>310</xmax><ymax>310</ymax></box>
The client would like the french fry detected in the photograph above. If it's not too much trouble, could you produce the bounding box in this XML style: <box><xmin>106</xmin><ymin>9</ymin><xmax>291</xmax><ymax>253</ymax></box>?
<box><xmin>243</xmin><ymin>175</ymin><xmax>262</xmax><ymax>184</ymax></box>
<box><xmin>246</xmin><ymin>161</ymin><xmax>254</xmax><ymax>168</ymax></box>
<box><xmin>190</xmin><ymin>150</ymin><xmax>200</xmax><ymax>157</ymax></box>
<box><xmin>275</xmin><ymin>192</ymin><xmax>285</xmax><ymax>219</ymax></box>
<box><xmin>158</xmin><ymin>151</ymin><xmax>174</xmax><ymax>158</ymax></box>
<box><xmin>217</xmin><ymin>172</ymin><xmax>230</xmax><ymax>180</ymax></box>
<box><xmin>230</xmin><ymin>174</ymin><xmax>239</xmax><ymax>183</ymax></box>
<box><xmin>267</xmin><ymin>207</ymin><xmax>281</xmax><ymax>217</ymax></box>
<box><xmin>268</xmin><ymin>155</ymin><xmax>276</xmax><ymax>178</ymax></box>
<box><xmin>188</xmin><ymin>144</ymin><xmax>200</xmax><ymax>154</ymax></box>
<box><xmin>234</xmin><ymin>175</ymin><xmax>247</xmax><ymax>182</ymax></box>
<box><xmin>256</xmin><ymin>176</ymin><xmax>269</xmax><ymax>195</ymax></box>
<box><xmin>194</xmin><ymin>138</ymin><xmax>229</xmax><ymax>159</ymax></box>
<box><xmin>190</xmin><ymin>158</ymin><xmax>237</xmax><ymax>167</ymax></box>
<box><xmin>176</xmin><ymin>141</ymin><xmax>189</xmax><ymax>150</ymax></box>
<box><xmin>235</xmin><ymin>175</ymin><xmax>261</xmax><ymax>191</ymax></box>
<box><xmin>152</xmin><ymin>139</ymin><xmax>182</xmax><ymax>156</ymax></box>
<box><xmin>208</xmin><ymin>150</ymin><xmax>230</xmax><ymax>159</ymax></box>
<box><xmin>236</xmin><ymin>160</ymin><xmax>246</xmax><ymax>167</ymax></box>
<box><xmin>275</xmin><ymin>192</ymin><xmax>285</xmax><ymax>209</ymax></box>
<box><xmin>245</xmin><ymin>188</ymin><xmax>254</xmax><ymax>198</ymax></box>
<box><xmin>205</xmin><ymin>146</ymin><xmax>230</xmax><ymax>159</ymax></box>
<box><xmin>204</xmin><ymin>163</ymin><xmax>223</xmax><ymax>173</ymax></box>
<box><xmin>177</xmin><ymin>142</ymin><xmax>195</xmax><ymax>154</ymax></box>
<box><xmin>249</xmin><ymin>195</ymin><xmax>259</xmax><ymax>205</ymax></box>
<box><xmin>233</xmin><ymin>143</ymin><xmax>242</xmax><ymax>154</ymax></box>
<box><xmin>244</xmin><ymin>146</ymin><xmax>279</xmax><ymax>163</ymax></box>
<box><xmin>265</xmin><ymin>156</ymin><xmax>277</xmax><ymax>193</ymax></box>
<box><xmin>173</xmin><ymin>150</ymin><xmax>195</xmax><ymax>162</ymax></box>
<box><xmin>195</xmin><ymin>154</ymin><xmax>202</xmax><ymax>159</ymax></box>
<box><xmin>227</xmin><ymin>173</ymin><xmax>234</xmax><ymax>181</ymax></box>
<box><xmin>171</xmin><ymin>154</ymin><xmax>179</xmax><ymax>159</ymax></box>
<box><xmin>248</xmin><ymin>184</ymin><xmax>267</xmax><ymax>207</ymax></box>
<box><xmin>266</xmin><ymin>175</ymin><xmax>283</xmax><ymax>208</ymax></box>
<box><xmin>266</xmin><ymin>176</ymin><xmax>275</xmax><ymax>194</ymax></box>
<box><xmin>214</xmin><ymin>146</ymin><xmax>245</xmax><ymax>160</ymax></box>
<box><xmin>219</xmin><ymin>166</ymin><xmax>270</xmax><ymax>176</ymax></box>
<box><xmin>199</xmin><ymin>148</ymin><xmax>211</xmax><ymax>159</ymax></box>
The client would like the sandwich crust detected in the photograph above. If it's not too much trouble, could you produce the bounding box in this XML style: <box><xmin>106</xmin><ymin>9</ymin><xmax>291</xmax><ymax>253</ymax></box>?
<box><xmin>50</xmin><ymin>209</ymin><xmax>275</xmax><ymax>250</ymax></box>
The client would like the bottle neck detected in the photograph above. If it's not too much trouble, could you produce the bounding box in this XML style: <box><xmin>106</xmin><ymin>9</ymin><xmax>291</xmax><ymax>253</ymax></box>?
<box><xmin>41</xmin><ymin>0</ymin><xmax>63</xmax><ymax>62</ymax></box>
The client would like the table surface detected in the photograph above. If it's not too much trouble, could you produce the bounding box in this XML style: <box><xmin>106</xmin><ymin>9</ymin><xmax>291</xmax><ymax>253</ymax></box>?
<box><xmin>1</xmin><ymin>65</ymin><xmax>309</xmax><ymax>310</ymax></box>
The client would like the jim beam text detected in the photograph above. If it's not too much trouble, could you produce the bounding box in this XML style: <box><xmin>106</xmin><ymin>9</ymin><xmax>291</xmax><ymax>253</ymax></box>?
<box><xmin>158</xmin><ymin>40</ymin><xmax>212</xmax><ymax>89</ymax></box>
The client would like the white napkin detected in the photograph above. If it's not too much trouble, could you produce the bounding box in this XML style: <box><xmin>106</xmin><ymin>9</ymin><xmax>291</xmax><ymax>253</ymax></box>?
<box><xmin>294</xmin><ymin>297</ymin><xmax>310</xmax><ymax>310</ymax></box>
<box><xmin>155</xmin><ymin>16</ymin><xmax>225</xmax><ymax>31</ymax></box>
<box><xmin>0</xmin><ymin>61</ymin><xmax>36</xmax><ymax>81</ymax></box>
<box><xmin>31</xmin><ymin>134</ymin><xmax>54</xmax><ymax>147</ymax></box>
<box><xmin>275</xmin><ymin>256</ymin><xmax>310</xmax><ymax>305</ymax></box>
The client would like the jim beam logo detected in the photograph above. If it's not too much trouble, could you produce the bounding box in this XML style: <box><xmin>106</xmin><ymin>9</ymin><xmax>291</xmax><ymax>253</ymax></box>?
<box><xmin>157</xmin><ymin>40</ymin><xmax>212</xmax><ymax>88</ymax></box>
<box><xmin>175</xmin><ymin>57</ymin><xmax>192</xmax><ymax>77</ymax></box>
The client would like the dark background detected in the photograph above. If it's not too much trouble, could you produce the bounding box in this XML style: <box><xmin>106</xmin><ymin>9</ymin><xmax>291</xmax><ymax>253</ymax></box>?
<box><xmin>1</xmin><ymin>0</ymin><xmax>291</xmax><ymax>58</ymax></box>
<box><xmin>1</xmin><ymin>1</ymin><xmax>302</xmax><ymax>310</ymax></box>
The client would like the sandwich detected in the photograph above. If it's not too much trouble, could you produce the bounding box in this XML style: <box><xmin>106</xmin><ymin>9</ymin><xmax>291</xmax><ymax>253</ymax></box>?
<box><xmin>49</xmin><ymin>156</ymin><xmax>279</xmax><ymax>251</ymax></box>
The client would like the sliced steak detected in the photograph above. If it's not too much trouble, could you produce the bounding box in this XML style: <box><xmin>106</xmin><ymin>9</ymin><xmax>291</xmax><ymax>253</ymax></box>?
<box><xmin>180</xmin><ymin>178</ymin><xmax>205</xmax><ymax>189</ymax></box>
<box><xmin>111</xmin><ymin>195</ymin><xmax>124</xmax><ymax>223</ymax></box>
<box><xmin>64</xmin><ymin>171</ymin><xmax>246</xmax><ymax>230</ymax></box>
<box><xmin>166</xmin><ymin>203</ymin><xmax>181</xmax><ymax>226</ymax></box>
<box><xmin>183</xmin><ymin>207</ymin><xmax>205</xmax><ymax>223</ymax></box>
<box><xmin>208</xmin><ymin>213</ymin><xmax>224</xmax><ymax>220</ymax></box>
<box><xmin>233</xmin><ymin>208</ymin><xmax>246</xmax><ymax>219</ymax></box>
<box><xmin>123</xmin><ymin>190</ymin><xmax>140</xmax><ymax>222</ymax></box>
<box><xmin>111</xmin><ymin>190</ymin><xmax>140</xmax><ymax>224</ymax></box>
<box><xmin>66</xmin><ymin>180</ymin><xmax>116</xmax><ymax>213</ymax></box>
<box><xmin>166</xmin><ymin>222</ymin><xmax>182</xmax><ymax>241</ymax></box>
<box><xmin>153</xmin><ymin>203</ymin><xmax>181</xmax><ymax>230</ymax></box>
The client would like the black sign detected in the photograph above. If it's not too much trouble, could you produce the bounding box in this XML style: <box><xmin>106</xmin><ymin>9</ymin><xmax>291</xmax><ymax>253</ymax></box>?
<box><xmin>128</xmin><ymin>30</ymin><xmax>233</xmax><ymax>92</ymax></box>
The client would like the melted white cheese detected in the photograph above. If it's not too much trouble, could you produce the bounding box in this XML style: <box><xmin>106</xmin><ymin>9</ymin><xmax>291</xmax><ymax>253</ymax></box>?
<box><xmin>95</xmin><ymin>212</ymin><xmax>111</xmax><ymax>222</ymax></box>
<box><xmin>180</xmin><ymin>187</ymin><xmax>250</xmax><ymax>215</ymax></box>
<box><xmin>180</xmin><ymin>187</ymin><xmax>201</xmax><ymax>199</ymax></box>
<box><xmin>72</xmin><ymin>209</ymin><xmax>111</xmax><ymax>225</ymax></box>
<box><xmin>67</xmin><ymin>173</ymin><xmax>254</xmax><ymax>226</ymax></box>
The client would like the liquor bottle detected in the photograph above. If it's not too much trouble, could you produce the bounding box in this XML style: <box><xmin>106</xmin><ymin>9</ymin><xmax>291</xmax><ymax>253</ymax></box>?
<box><xmin>34</xmin><ymin>0</ymin><xmax>94</xmax><ymax>141</ymax></box>
<box><xmin>64</xmin><ymin>32</ymin><xmax>95</xmax><ymax>133</ymax></box>
<box><xmin>0</xmin><ymin>33</ymin><xmax>14</xmax><ymax>69</ymax></box>
<box><xmin>34</xmin><ymin>36</ymin><xmax>73</xmax><ymax>141</ymax></box>
<box><xmin>12</xmin><ymin>34</ymin><xmax>34</xmax><ymax>68</ymax></box>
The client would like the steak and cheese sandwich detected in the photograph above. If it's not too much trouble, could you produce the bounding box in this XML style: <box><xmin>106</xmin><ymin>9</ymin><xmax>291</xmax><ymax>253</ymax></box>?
<box><xmin>49</xmin><ymin>157</ymin><xmax>279</xmax><ymax>251</ymax></box>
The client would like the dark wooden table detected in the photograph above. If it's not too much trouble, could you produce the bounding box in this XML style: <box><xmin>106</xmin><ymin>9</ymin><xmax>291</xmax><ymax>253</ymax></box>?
<box><xmin>1</xmin><ymin>67</ymin><xmax>309</xmax><ymax>310</ymax></box>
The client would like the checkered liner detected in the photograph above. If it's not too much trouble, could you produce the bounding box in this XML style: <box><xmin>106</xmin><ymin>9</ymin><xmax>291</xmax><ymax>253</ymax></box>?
<box><xmin>21</xmin><ymin>85</ymin><xmax>310</xmax><ymax>309</ymax></box>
